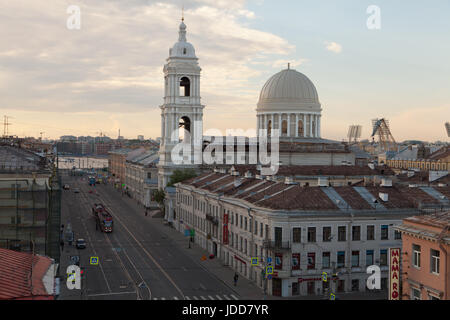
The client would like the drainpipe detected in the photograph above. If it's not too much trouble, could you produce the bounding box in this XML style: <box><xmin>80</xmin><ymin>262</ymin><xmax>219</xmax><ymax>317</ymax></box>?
<box><xmin>438</xmin><ymin>225</ymin><xmax>449</xmax><ymax>300</ymax></box>
<box><xmin>247</xmin><ymin>207</ymin><xmax>254</xmax><ymax>282</ymax></box>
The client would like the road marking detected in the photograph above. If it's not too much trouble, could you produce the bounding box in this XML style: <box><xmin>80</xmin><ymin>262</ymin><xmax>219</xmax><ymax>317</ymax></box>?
<box><xmin>193</xmin><ymin>296</ymin><xmax>199</xmax><ymax>300</ymax></box>
<box><xmin>161</xmin><ymin>297</ymin><xmax>166</xmax><ymax>300</ymax></box>
<box><xmin>173</xmin><ymin>296</ymin><xmax>179</xmax><ymax>300</ymax></box>
<box><xmin>88</xmin><ymin>291</ymin><xmax>136</xmax><ymax>297</ymax></box>
<box><xmin>230</xmin><ymin>294</ymin><xmax>239</xmax><ymax>300</ymax></box>
<box><xmin>223</xmin><ymin>295</ymin><xmax>231</xmax><ymax>300</ymax></box>
<box><xmin>216</xmin><ymin>295</ymin><xmax>223</xmax><ymax>300</ymax></box>
<box><xmin>200</xmin><ymin>296</ymin><xmax>207</xmax><ymax>300</ymax></box>
<box><xmin>208</xmin><ymin>295</ymin><xmax>214</xmax><ymax>300</ymax></box>
<box><xmin>185</xmin><ymin>296</ymin><xmax>191</xmax><ymax>300</ymax></box>
<box><xmin>119</xmin><ymin>285</ymin><xmax>127</xmax><ymax>289</ymax></box>
<box><xmin>199</xmin><ymin>283</ymin><xmax>206</xmax><ymax>290</ymax></box>
<box><xmin>153</xmin><ymin>298</ymin><xmax>158</xmax><ymax>300</ymax></box>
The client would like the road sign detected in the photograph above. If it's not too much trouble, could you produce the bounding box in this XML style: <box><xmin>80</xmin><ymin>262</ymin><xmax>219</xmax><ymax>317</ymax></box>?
<box><xmin>184</xmin><ymin>229</ymin><xmax>190</xmax><ymax>236</ymax></box>
<box><xmin>251</xmin><ymin>258</ymin><xmax>258</xmax><ymax>266</ymax></box>
<box><xmin>90</xmin><ymin>257</ymin><xmax>99</xmax><ymax>265</ymax></box>
<box><xmin>266</xmin><ymin>266</ymin><xmax>273</xmax><ymax>275</ymax></box>
<box><xmin>190</xmin><ymin>229</ymin><xmax>195</xmax><ymax>237</ymax></box>
<box><xmin>267</xmin><ymin>274</ymin><xmax>272</xmax><ymax>280</ymax></box>
<box><xmin>330</xmin><ymin>293</ymin><xmax>336</xmax><ymax>300</ymax></box>
<box><xmin>267</xmin><ymin>257</ymin><xmax>272</xmax><ymax>264</ymax></box>
<box><xmin>322</xmin><ymin>272</ymin><xmax>328</xmax><ymax>282</ymax></box>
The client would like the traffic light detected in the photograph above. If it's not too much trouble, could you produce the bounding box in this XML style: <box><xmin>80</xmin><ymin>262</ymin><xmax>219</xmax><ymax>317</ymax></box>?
<box><xmin>80</xmin><ymin>267</ymin><xmax>85</xmax><ymax>280</ymax></box>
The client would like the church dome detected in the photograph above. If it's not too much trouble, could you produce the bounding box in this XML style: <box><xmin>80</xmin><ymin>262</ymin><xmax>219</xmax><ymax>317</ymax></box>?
<box><xmin>257</xmin><ymin>68</ymin><xmax>321</xmax><ymax>111</ymax></box>
<box><xmin>169</xmin><ymin>20</ymin><xmax>197</xmax><ymax>59</ymax></box>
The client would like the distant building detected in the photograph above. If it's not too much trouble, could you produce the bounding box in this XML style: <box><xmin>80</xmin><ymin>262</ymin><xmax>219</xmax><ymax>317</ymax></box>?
<box><xmin>138</xmin><ymin>135</ymin><xmax>144</xmax><ymax>141</ymax></box>
<box><xmin>386</xmin><ymin>145</ymin><xmax>449</xmax><ymax>172</ymax></box>
<box><xmin>396</xmin><ymin>212</ymin><xmax>450</xmax><ymax>300</ymax></box>
<box><xmin>0</xmin><ymin>248</ymin><xmax>58</xmax><ymax>300</ymax></box>
<box><xmin>108</xmin><ymin>148</ymin><xmax>147</xmax><ymax>186</ymax></box>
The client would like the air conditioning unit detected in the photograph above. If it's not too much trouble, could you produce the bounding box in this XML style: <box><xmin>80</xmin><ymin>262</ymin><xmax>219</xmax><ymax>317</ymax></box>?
<box><xmin>379</xmin><ymin>193</ymin><xmax>389</xmax><ymax>202</ymax></box>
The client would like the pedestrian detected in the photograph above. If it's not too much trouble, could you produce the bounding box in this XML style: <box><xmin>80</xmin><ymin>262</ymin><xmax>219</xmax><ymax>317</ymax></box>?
<box><xmin>145</xmin><ymin>209</ymin><xmax>148</xmax><ymax>217</ymax></box>
<box><xmin>233</xmin><ymin>273</ymin><xmax>238</xmax><ymax>286</ymax></box>
<box><xmin>60</xmin><ymin>240</ymin><xmax>64</xmax><ymax>252</ymax></box>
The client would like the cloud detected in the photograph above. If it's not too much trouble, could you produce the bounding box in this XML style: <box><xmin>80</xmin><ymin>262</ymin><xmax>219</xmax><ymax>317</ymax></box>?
<box><xmin>325</xmin><ymin>41</ymin><xmax>342</xmax><ymax>54</ymax></box>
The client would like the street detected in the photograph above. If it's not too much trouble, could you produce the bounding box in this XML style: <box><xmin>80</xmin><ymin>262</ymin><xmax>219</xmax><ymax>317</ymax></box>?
<box><xmin>59</xmin><ymin>176</ymin><xmax>240</xmax><ymax>300</ymax></box>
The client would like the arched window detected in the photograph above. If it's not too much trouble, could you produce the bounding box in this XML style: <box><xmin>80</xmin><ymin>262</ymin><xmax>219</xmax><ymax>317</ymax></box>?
<box><xmin>298</xmin><ymin>120</ymin><xmax>304</xmax><ymax>137</ymax></box>
<box><xmin>312</xmin><ymin>119</ymin><xmax>316</xmax><ymax>137</ymax></box>
<box><xmin>281</xmin><ymin>120</ymin><xmax>288</xmax><ymax>136</ymax></box>
<box><xmin>268</xmin><ymin>120</ymin><xmax>272</xmax><ymax>136</ymax></box>
<box><xmin>180</xmin><ymin>77</ymin><xmax>190</xmax><ymax>97</ymax></box>
<box><xmin>179</xmin><ymin>116</ymin><xmax>191</xmax><ymax>143</ymax></box>
<box><xmin>183</xmin><ymin>48</ymin><xmax>187</xmax><ymax>55</ymax></box>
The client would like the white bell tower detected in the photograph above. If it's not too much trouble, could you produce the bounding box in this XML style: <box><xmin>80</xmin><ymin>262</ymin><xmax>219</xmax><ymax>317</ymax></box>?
<box><xmin>157</xmin><ymin>18</ymin><xmax>204</xmax><ymax>188</ymax></box>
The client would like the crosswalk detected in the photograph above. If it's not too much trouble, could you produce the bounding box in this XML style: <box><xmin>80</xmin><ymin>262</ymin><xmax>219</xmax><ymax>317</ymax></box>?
<box><xmin>152</xmin><ymin>294</ymin><xmax>238</xmax><ymax>301</ymax></box>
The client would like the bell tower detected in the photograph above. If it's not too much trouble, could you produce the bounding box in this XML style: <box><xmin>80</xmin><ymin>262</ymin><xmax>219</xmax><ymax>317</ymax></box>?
<box><xmin>157</xmin><ymin>18</ymin><xmax>204</xmax><ymax>188</ymax></box>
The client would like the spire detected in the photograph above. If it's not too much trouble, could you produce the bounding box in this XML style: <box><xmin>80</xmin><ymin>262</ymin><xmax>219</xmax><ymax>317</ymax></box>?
<box><xmin>178</xmin><ymin>16</ymin><xmax>187</xmax><ymax>42</ymax></box>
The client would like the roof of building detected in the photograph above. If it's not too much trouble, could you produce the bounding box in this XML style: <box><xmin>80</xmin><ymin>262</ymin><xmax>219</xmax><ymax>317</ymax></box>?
<box><xmin>428</xmin><ymin>146</ymin><xmax>450</xmax><ymax>161</ymax></box>
<box><xmin>178</xmin><ymin>171</ymin><xmax>450</xmax><ymax>212</ymax></box>
<box><xmin>0</xmin><ymin>145</ymin><xmax>49</xmax><ymax>173</ymax></box>
<box><xmin>404</xmin><ymin>211</ymin><xmax>450</xmax><ymax>229</ymax></box>
<box><xmin>108</xmin><ymin>148</ymin><xmax>132</xmax><ymax>155</ymax></box>
<box><xmin>397</xmin><ymin>211</ymin><xmax>450</xmax><ymax>243</ymax></box>
<box><xmin>231</xmin><ymin>164</ymin><xmax>394</xmax><ymax>177</ymax></box>
<box><xmin>0</xmin><ymin>248</ymin><xmax>54</xmax><ymax>300</ymax></box>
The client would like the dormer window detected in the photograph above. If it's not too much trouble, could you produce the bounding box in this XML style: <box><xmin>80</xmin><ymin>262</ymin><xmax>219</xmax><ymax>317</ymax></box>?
<box><xmin>183</xmin><ymin>48</ymin><xmax>187</xmax><ymax>55</ymax></box>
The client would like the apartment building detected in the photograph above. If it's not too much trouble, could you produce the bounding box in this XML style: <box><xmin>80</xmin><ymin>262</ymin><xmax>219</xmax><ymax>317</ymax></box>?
<box><xmin>396</xmin><ymin>212</ymin><xmax>449</xmax><ymax>300</ymax></box>
<box><xmin>173</xmin><ymin>169</ymin><xmax>450</xmax><ymax>297</ymax></box>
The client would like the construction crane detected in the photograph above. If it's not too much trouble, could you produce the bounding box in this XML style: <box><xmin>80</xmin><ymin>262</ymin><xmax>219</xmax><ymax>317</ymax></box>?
<box><xmin>371</xmin><ymin>118</ymin><xmax>398</xmax><ymax>152</ymax></box>
<box><xmin>347</xmin><ymin>125</ymin><xmax>362</xmax><ymax>144</ymax></box>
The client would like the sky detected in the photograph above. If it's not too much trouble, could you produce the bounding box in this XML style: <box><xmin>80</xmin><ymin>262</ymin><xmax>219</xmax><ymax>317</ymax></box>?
<box><xmin>0</xmin><ymin>0</ymin><xmax>449</xmax><ymax>142</ymax></box>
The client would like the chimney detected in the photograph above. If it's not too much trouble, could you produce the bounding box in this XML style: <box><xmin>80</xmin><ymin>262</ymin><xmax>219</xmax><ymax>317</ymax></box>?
<box><xmin>244</xmin><ymin>171</ymin><xmax>252</xmax><ymax>178</ymax></box>
<box><xmin>318</xmin><ymin>177</ymin><xmax>329</xmax><ymax>187</ymax></box>
<box><xmin>381</xmin><ymin>178</ymin><xmax>392</xmax><ymax>187</ymax></box>
<box><xmin>379</xmin><ymin>193</ymin><xmax>389</xmax><ymax>202</ymax></box>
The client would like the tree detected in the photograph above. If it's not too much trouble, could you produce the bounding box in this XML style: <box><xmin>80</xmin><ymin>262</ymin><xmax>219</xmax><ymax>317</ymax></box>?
<box><xmin>167</xmin><ymin>169</ymin><xmax>197</xmax><ymax>187</ymax></box>
<box><xmin>152</xmin><ymin>189</ymin><xmax>166</xmax><ymax>210</ymax></box>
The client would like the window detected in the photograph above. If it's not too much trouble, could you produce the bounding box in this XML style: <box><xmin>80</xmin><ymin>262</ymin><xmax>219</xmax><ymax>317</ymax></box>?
<box><xmin>293</xmin><ymin>228</ymin><xmax>301</xmax><ymax>243</ymax></box>
<box><xmin>431</xmin><ymin>249</ymin><xmax>440</xmax><ymax>274</ymax></box>
<box><xmin>366</xmin><ymin>250</ymin><xmax>374</xmax><ymax>266</ymax></box>
<box><xmin>394</xmin><ymin>230</ymin><xmax>402</xmax><ymax>240</ymax></box>
<box><xmin>308</xmin><ymin>227</ymin><xmax>316</xmax><ymax>243</ymax></box>
<box><xmin>307</xmin><ymin>253</ymin><xmax>316</xmax><ymax>270</ymax></box>
<box><xmin>249</xmin><ymin>218</ymin><xmax>252</xmax><ymax>232</ymax></box>
<box><xmin>322</xmin><ymin>227</ymin><xmax>331</xmax><ymax>242</ymax></box>
<box><xmin>281</xmin><ymin>120</ymin><xmax>288</xmax><ymax>136</ymax></box>
<box><xmin>179</xmin><ymin>77</ymin><xmax>190</xmax><ymax>96</ymax></box>
<box><xmin>231</xmin><ymin>213</ymin><xmax>233</xmax><ymax>225</ymax></box>
<box><xmin>352</xmin><ymin>226</ymin><xmax>361</xmax><ymax>241</ymax></box>
<box><xmin>265</xmin><ymin>224</ymin><xmax>269</xmax><ymax>239</ymax></box>
<box><xmin>413</xmin><ymin>244</ymin><xmax>421</xmax><ymax>268</ymax></box>
<box><xmin>351</xmin><ymin>279</ymin><xmax>359</xmax><ymax>292</ymax></box>
<box><xmin>337</xmin><ymin>280</ymin><xmax>345</xmax><ymax>293</ymax></box>
<box><xmin>322</xmin><ymin>252</ymin><xmax>330</xmax><ymax>269</ymax></box>
<box><xmin>337</xmin><ymin>251</ymin><xmax>345</xmax><ymax>268</ymax></box>
<box><xmin>351</xmin><ymin>251</ymin><xmax>360</xmax><ymax>267</ymax></box>
<box><xmin>239</xmin><ymin>237</ymin><xmax>243</xmax><ymax>252</ymax></box>
<box><xmin>244</xmin><ymin>239</ymin><xmax>247</xmax><ymax>255</ymax></box>
<box><xmin>338</xmin><ymin>226</ymin><xmax>346</xmax><ymax>241</ymax></box>
<box><xmin>260</xmin><ymin>223</ymin><xmax>263</xmax><ymax>237</ymax></box>
<box><xmin>235</xmin><ymin>213</ymin><xmax>238</xmax><ymax>226</ymax></box>
<box><xmin>412</xmin><ymin>288</ymin><xmax>421</xmax><ymax>300</ymax></box>
<box><xmin>367</xmin><ymin>225</ymin><xmax>375</xmax><ymax>240</ymax></box>
<box><xmin>381</xmin><ymin>225</ymin><xmax>389</xmax><ymax>240</ymax></box>
<box><xmin>254</xmin><ymin>220</ymin><xmax>258</xmax><ymax>235</ymax></box>
<box><xmin>244</xmin><ymin>217</ymin><xmax>247</xmax><ymax>231</ymax></box>
<box><xmin>381</xmin><ymin>278</ymin><xmax>388</xmax><ymax>290</ymax></box>
<box><xmin>292</xmin><ymin>253</ymin><xmax>300</xmax><ymax>270</ymax></box>
<box><xmin>380</xmin><ymin>249</ymin><xmax>388</xmax><ymax>266</ymax></box>
<box><xmin>240</xmin><ymin>215</ymin><xmax>243</xmax><ymax>228</ymax></box>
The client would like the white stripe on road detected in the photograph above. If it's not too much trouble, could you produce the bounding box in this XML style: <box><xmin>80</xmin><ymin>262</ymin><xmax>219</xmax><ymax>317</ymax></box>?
<box><xmin>200</xmin><ymin>296</ymin><xmax>207</xmax><ymax>300</ymax></box>
<box><xmin>153</xmin><ymin>298</ymin><xmax>158</xmax><ymax>300</ymax></box>
<box><xmin>185</xmin><ymin>296</ymin><xmax>191</xmax><ymax>300</ymax></box>
<box><xmin>161</xmin><ymin>297</ymin><xmax>166</xmax><ymax>300</ymax></box>
<box><xmin>174</xmin><ymin>296</ymin><xmax>179</xmax><ymax>300</ymax></box>
<box><xmin>223</xmin><ymin>295</ymin><xmax>231</xmax><ymax>300</ymax></box>
<box><xmin>230</xmin><ymin>294</ymin><xmax>239</xmax><ymax>300</ymax></box>
<box><xmin>215</xmin><ymin>295</ymin><xmax>223</xmax><ymax>300</ymax></box>
<box><xmin>208</xmin><ymin>295</ymin><xmax>214</xmax><ymax>300</ymax></box>
<box><xmin>193</xmin><ymin>296</ymin><xmax>199</xmax><ymax>300</ymax></box>
<box><xmin>87</xmin><ymin>291</ymin><xmax>136</xmax><ymax>297</ymax></box>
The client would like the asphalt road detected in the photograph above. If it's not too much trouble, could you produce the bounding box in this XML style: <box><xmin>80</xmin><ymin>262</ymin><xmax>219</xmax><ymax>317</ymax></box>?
<box><xmin>59</xmin><ymin>175</ymin><xmax>239</xmax><ymax>300</ymax></box>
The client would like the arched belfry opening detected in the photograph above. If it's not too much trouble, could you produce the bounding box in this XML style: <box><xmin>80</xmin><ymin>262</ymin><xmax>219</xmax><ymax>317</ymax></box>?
<box><xmin>179</xmin><ymin>116</ymin><xmax>191</xmax><ymax>143</ymax></box>
<box><xmin>180</xmin><ymin>77</ymin><xmax>190</xmax><ymax>96</ymax></box>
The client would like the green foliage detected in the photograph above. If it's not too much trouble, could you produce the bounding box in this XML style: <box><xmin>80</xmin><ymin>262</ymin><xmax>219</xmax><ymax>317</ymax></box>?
<box><xmin>152</xmin><ymin>189</ymin><xmax>166</xmax><ymax>207</ymax></box>
<box><xmin>167</xmin><ymin>169</ymin><xmax>197</xmax><ymax>187</ymax></box>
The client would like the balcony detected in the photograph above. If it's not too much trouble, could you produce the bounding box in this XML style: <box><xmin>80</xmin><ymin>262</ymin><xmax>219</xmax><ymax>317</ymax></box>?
<box><xmin>263</xmin><ymin>240</ymin><xmax>291</xmax><ymax>251</ymax></box>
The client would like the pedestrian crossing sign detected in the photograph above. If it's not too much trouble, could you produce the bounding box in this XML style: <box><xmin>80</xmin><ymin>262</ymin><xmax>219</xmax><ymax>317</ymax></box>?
<box><xmin>266</xmin><ymin>266</ymin><xmax>273</xmax><ymax>275</ymax></box>
<box><xmin>90</xmin><ymin>256</ymin><xmax>99</xmax><ymax>265</ymax></box>
<box><xmin>251</xmin><ymin>258</ymin><xmax>258</xmax><ymax>266</ymax></box>
<box><xmin>330</xmin><ymin>293</ymin><xmax>336</xmax><ymax>300</ymax></box>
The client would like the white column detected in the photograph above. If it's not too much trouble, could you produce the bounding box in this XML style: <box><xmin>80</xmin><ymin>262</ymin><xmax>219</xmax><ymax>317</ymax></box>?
<box><xmin>271</xmin><ymin>114</ymin><xmax>274</xmax><ymax>132</ymax></box>
<box><xmin>309</xmin><ymin>114</ymin><xmax>312</xmax><ymax>137</ymax></box>
<box><xmin>318</xmin><ymin>115</ymin><xmax>321</xmax><ymax>138</ymax></box>
<box><xmin>295</xmin><ymin>114</ymin><xmax>299</xmax><ymax>137</ymax></box>
<box><xmin>315</xmin><ymin>115</ymin><xmax>318</xmax><ymax>137</ymax></box>
<box><xmin>161</xmin><ymin>114</ymin><xmax>165</xmax><ymax>142</ymax></box>
<box><xmin>287</xmin><ymin>114</ymin><xmax>291</xmax><ymax>137</ymax></box>
<box><xmin>278</xmin><ymin>114</ymin><xmax>282</xmax><ymax>134</ymax></box>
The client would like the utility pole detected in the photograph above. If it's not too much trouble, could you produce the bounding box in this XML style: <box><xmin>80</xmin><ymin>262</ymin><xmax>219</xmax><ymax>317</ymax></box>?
<box><xmin>3</xmin><ymin>115</ymin><xmax>12</xmax><ymax>137</ymax></box>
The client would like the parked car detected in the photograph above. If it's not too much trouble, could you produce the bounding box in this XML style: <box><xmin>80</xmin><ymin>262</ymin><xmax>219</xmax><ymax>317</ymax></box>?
<box><xmin>76</xmin><ymin>238</ymin><xmax>86</xmax><ymax>249</ymax></box>
<box><xmin>73</xmin><ymin>188</ymin><xmax>80</xmax><ymax>193</ymax></box>
<box><xmin>63</xmin><ymin>184</ymin><xmax>70</xmax><ymax>190</ymax></box>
